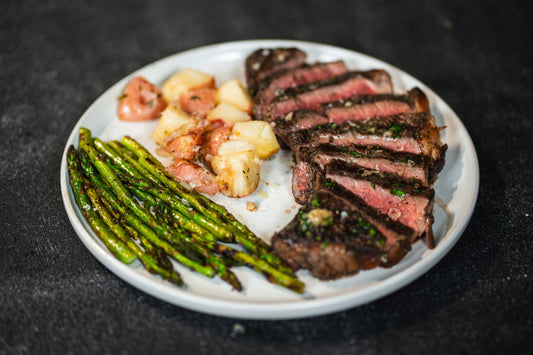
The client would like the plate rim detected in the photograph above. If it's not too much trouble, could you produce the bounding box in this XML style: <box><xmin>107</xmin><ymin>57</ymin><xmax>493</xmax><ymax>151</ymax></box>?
<box><xmin>60</xmin><ymin>39</ymin><xmax>479</xmax><ymax>320</ymax></box>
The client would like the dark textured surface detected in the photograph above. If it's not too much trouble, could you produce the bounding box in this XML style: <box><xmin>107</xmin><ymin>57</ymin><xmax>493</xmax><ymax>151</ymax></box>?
<box><xmin>1</xmin><ymin>0</ymin><xmax>532</xmax><ymax>354</ymax></box>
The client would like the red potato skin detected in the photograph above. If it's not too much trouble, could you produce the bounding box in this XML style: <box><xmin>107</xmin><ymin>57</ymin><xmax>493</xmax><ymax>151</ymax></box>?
<box><xmin>200</xmin><ymin>123</ymin><xmax>232</xmax><ymax>170</ymax></box>
<box><xmin>118</xmin><ymin>76</ymin><xmax>167</xmax><ymax>121</ymax></box>
<box><xmin>163</xmin><ymin>125</ymin><xmax>206</xmax><ymax>160</ymax></box>
<box><xmin>179</xmin><ymin>88</ymin><xmax>216</xmax><ymax>118</ymax></box>
<box><xmin>166</xmin><ymin>159</ymin><xmax>219</xmax><ymax>195</ymax></box>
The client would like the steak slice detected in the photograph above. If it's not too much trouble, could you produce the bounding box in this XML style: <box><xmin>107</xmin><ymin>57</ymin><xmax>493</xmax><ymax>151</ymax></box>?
<box><xmin>271</xmin><ymin>188</ymin><xmax>390</xmax><ymax>280</ymax></box>
<box><xmin>254</xmin><ymin>61</ymin><xmax>349</xmax><ymax>120</ymax></box>
<box><xmin>309</xmin><ymin>113</ymin><xmax>447</xmax><ymax>162</ymax></box>
<box><xmin>273</xmin><ymin>109</ymin><xmax>328</xmax><ymax>148</ymax></box>
<box><xmin>291</xmin><ymin>158</ymin><xmax>321</xmax><ymax>205</ymax></box>
<box><xmin>324</xmin><ymin>87</ymin><xmax>430</xmax><ymax>124</ymax></box>
<box><xmin>274</xmin><ymin>88</ymin><xmax>432</xmax><ymax>149</ymax></box>
<box><xmin>262</xmin><ymin>70</ymin><xmax>393</xmax><ymax>121</ymax></box>
<box><xmin>325</xmin><ymin>160</ymin><xmax>436</xmax><ymax>247</ymax></box>
<box><xmin>245</xmin><ymin>48</ymin><xmax>307</xmax><ymax>95</ymax></box>
<box><xmin>297</xmin><ymin>144</ymin><xmax>441</xmax><ymax>188</ymax></box>
<box><xmin>316</xmin><ymin>183</ymin><xmax>413</xmax><ymax>266</ymax></box>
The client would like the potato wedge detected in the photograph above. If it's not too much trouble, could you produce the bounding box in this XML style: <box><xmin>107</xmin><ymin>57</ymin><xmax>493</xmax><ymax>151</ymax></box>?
<box><xmin>212</xmin><ymin>150</ymin><xmax>261</xmax><ymax>198</ymax></box>
<box><xmin>215</xmin><ymin>79</ymin><xmax>253</xmax><ymax>114</ymax></box>
<box><xmin>162</xmin><ymin>68</ymin><xmax>215</xmax><ymax>103</ymax></box>
<box><xmin>152</xmin><ymin>104</ymin><xmax>196</xmax><ymax>146</ymax></box>
<box><xmin>232</xmin><ymin>121</ymin><xmax>280</xmax><ymax>159</ymax></box>
<box><xmin>206</xmin><ymin>102</ymin><xmax>251</xmax><ymax>126</ymax></box>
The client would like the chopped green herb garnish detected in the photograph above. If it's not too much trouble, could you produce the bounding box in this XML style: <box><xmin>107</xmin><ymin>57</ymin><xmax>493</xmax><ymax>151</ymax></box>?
<box><xmin>371</xmin><ymin>182</ymin><xmax>376</xmax><ymax>190</ymax></box>
<box><xmin>357</xmin><ymin>218</ymin><xmax>370</xmax><ymax>229</ymax></box>
<box><xmin>390</xmin><ymin>189</ymin><xmax>406</xmax><ymax>198</ymax></box>
<box><xmin>191</xmin><ymin>95</ymin><xmax>200</xmax><ymax>100</ymax></box>
<box><xmin>311</xmin><ymin>198</ymin><xmax>320</xmax><ymax>207</ymax></box>
<box><xmin>320</xmin><ymin>241</ymin><xmax>329</xmax><ymax>250</ymax></box>
<box><xmin>389</xmin><ymin>124</ymin><xmax>403</xmax><ymax>134</ymax></box>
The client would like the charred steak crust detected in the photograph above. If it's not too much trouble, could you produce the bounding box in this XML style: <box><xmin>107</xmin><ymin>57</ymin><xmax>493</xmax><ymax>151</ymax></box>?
<box><xmin>316</xmin><ymin>183</ymin><xmax>413</xmax><ymax>267</ymax></box>
<box><xmin>271</xmin><ymin>191</ymin><xmax>389</xmax><ymax>280</ymax></box>
<box><xmin>245</xmin><ymin>48</ymin><xmax>307</xmax><ymax>95</ymax></box>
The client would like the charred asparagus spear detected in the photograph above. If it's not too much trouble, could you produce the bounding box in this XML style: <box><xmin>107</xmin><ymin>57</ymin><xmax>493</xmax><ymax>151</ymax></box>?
<box><xmin>72</xmin><ymin>128</ymin><xmax>304</xmax><ymax>293</ymax></box>
<box><xmin>83</xmin><ymin>175</ymin><xmax>183</xmax><ymax>285</ymax></box>
<box><xmin>67</xmin><ymin>145</ymin><xmax>137</xmax><ymax>264</ymax></box>
<box><xmin>78</xmin><ymin>128</ymin><xmax>216</xmax><ymax>278</ymax></box>
<box><xmin>81</xmin><ymin>136</ymin><xmax>243</xmax><ymax>290</ymax></box>
<box><xmin>120</xmin><ymin>135</ymin><xmax>295</xmax><ymax>276</ymax></box>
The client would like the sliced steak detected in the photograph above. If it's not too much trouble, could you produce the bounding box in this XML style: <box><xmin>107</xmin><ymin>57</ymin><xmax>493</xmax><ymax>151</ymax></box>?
<box><xmin>297</xmin><ymin>144</ymin><xmax>441</xmax><ymax>188</ymax></box>
<box><xmin>316</xmin><ymin>183</ymin><xmax>413</xmax><ymax>266</ymax></box>
<box><xmin>254</xmin><ymin>61</ymin><xmax>349</xmax><ymax>120</ymax></box>
<box><xmin>274</xmin><ymin>109</ymin><xmax>329</xmax><ymax>148</ymax></box>
<box><xmin>310</xmin><ymin>113</ymin><xmax>447</xmax><ymax>162</ymax></box>
<box><xmin>325</xmin><ymin>160</ymin><xmax>436</xmax><ymax>247</ymax></box>
<box><xmin>324</xmin><ymin>87</ymin><xmax>430</xmax><ymax>124</ymax></box>
<box><xmin>291</xmin><ymin>158</ymin><xmax>320</xmax><ymax>205</ymax></box>
<box><xmin>274</xmin><ymin>88</ymin><xmax>432</xmax><ymax>149</ymax></box>
<box><xmin>262</xmin><ymin>70</ymin><xmax>393</xmax><ymax>121</ymax></box>
<box><xmin>245</xmin><ymin>48</ymin><xmax>307</xmax><ymax>95</ymax></box>
<box><xmin>271</xmin><ymin>189</ymin><xmax>390</xmax><ymax>280</ymax></box>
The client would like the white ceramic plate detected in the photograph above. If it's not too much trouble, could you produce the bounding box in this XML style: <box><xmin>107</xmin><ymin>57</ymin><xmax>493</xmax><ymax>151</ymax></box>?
<box><xmin>60</xmin><ymin>40</ymin><xmax>479</xmax><ymax>320</ymax></box>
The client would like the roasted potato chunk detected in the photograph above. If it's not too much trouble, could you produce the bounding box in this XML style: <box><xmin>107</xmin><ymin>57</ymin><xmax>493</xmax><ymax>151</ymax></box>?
<box><xmin>206</xmin><ymin>102</ymin><xmax>251</xmax><ymax>126</ymax></box>
<box><xmin>232</xmin><ymin>121</ymin><xmax>280</xmax><ymax>159</ymax></box>
<box><xmin>162</xmin><ymin>68</ymin><xmax>215</xmax><ymax>103</ymax></box>
<box><xmin>215</xmin><ymin>79</ymin><xmax>253</xmax><ymax>114</ymax></box>
<box><xmin>152</xmin><ymin>104</ymin><xmax>196</xmax><ymax>146</ymax></box>
<box><xmin>211</xmin><ymin>146</ymin><xmax>261</xmax><ymax>198</ymax></box>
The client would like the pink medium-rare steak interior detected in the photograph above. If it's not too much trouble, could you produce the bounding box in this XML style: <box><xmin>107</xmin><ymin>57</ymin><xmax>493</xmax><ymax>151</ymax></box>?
<box><xmin>314</xmin><ymin>131</ymin><xmax>426</xmax><ymax>155</ymax></box>
<box><xmin>313</xmin><ymin>151</ymin><xmax>427</xmax><ymax>183</ymax></box>
<box><xmin>328</xmin><ymin>174</ymin><xmax>431</xmax><ymax>237</ymax></box>
<box><xmin>326</xmin><ymin>100</ymin><xmax>412</xmax><ymax>123</ymax></box>
<box><xmin>263</xmin><ymin>70</ymin><xmax>393</xmax><ymax>121</ymax></box>
<box><xmin>254</xmin><ymin>61</ymin><xmax>349</xmax><ymax>109</ymax></box>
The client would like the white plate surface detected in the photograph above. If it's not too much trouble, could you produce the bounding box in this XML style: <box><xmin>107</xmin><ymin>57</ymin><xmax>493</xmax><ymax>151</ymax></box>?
<box><xmin>60</xmin><ymin>40</ymin><xmax>479</xmax><ymax>320</ymax></box>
